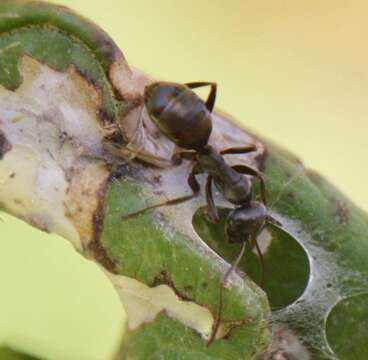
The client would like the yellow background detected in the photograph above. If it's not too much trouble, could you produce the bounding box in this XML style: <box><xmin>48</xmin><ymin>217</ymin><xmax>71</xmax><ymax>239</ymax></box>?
<box><xmin>1</xmin><ymin>1</ymin><xmax>367</xmax><ymax>358</ymax></box>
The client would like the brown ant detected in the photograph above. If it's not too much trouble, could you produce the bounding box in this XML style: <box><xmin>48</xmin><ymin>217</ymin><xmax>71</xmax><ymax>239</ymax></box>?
<box><xmin>122</xmin><ymin>81</ymin><xmax>278</xmax><ymax>344</ymax></box>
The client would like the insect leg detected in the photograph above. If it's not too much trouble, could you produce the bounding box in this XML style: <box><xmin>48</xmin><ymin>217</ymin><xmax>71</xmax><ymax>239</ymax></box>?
<box><xmin>266</xmin><ymin>215</ymin><xmax>282</xmax><ymax>227</ymax></box>
<box><xmin>121</xmin><ymin>165</ymin><xmax>201</xmax><ymax>220</ymax></box>
<box><xmin>251</xmin><ymin>234</ymin><xmax>265</xmax><ymax>287</ymax></box>
<box><xmin>204</xmin><ymin>175</ymin><xmax>219</xmax><ymax>223</ymax></box>
<box><xmin>220</xmin><ymin>144</ymin><xmax>257</xmax><ymax>155</ymax></box>
<box><xmin>184</xmin><ymin>82</ymin><xmax>217</xmax><ymax>112</ymax></box>
<box><xmin>232</xmin><ymin>164</ymin><xmax>267</xmax><ymax>205</ymax></box>
<box><xmin>223</xmin><ymin>240</ymin><xmax>247</xmax><ymax>286</ymax></box>
<box><xmin>171</xmin><ymin>150</ymin><xmax>197</xmax><ymax>165</ymax></box>
<box><xmin>207</xmin><ymin>240</ymin><xmax>247</xmax><ymax>346</ymax></box>
<box><xmin>123</xmin><ymin>148</ymin><xmax>174</xmax><ymax>167</ymax></box>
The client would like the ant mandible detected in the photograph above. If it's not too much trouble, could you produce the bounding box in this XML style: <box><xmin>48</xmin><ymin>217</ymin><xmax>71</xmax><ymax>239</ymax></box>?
<box><xmin>122</xmin><ymin>81</ymin><xmax>278</xmax><ymax>344</ymax></box>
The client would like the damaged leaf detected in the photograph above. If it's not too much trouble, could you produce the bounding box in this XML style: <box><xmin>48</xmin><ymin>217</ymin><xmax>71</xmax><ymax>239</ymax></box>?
<box><xmin>0</xmin><ymin>1</ymin><xmax>270</xmax><ymax>359</ymax></box>
<box><xmin>0</xmin><ymin>1</ymin><xmax>367</xmax><ymax>360</ymax></box>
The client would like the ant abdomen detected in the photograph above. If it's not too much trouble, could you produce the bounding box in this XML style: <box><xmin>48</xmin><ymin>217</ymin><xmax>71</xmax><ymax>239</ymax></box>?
<box><xmin>144</xmin><ymin>82</ymin><xmax>212</xmax><ymax>150</ymax></box>
<box><xmin>144</xmin><ymin>82</ymin><xmax>182</xmax><ymax>117</ymax></box>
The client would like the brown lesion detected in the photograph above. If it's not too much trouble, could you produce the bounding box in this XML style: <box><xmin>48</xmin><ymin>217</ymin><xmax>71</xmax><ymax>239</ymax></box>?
<box><xmin>149</xmin><ymin>270</ymin><xmax>250</xmax><ymax>341</ymax></box>
<box><xmin>334</xmin><ymin>198</ymin><xmax>350</xmax><ymax>225</ymax></box>
<box><xmin>308</xmin><ymin>168</ymin><xmax>351</xmax><ymax>225</ymax></box>
<box><xmin>89</xmin><ymin>166</ymin><xmax>128</xmax><ymax>268</ymax></box>
<box><xmin>0</xmin><ymin>130</ymin><xmax>11</xmax><ymax>160</ymax></box>
<box><xmin>264</xmin><ymin>324</ymin><xmax>311</xmax><ymax>360</ymax></box>
<box><xmin>63</xmin><ymin>160</ymin><xmax>117</xmax><ymax>270</ymax></box>
<box><xmin>88</xmin><ymin>239</ymin><xmax>116</xmax><ymax>273</ymax></box>
<box><xmin>152</xmin><ymin>270</ymin><xmax>194</xmax><ymax>302</ymax></box>
<box><xmin>306</xmin><ymin>169</ymin><xmax>324</xmax><ymax>186</ymax></box>
<box><xmin>63</xmin><ymin>162</ymin><xmax>117</xmax><ymax>272</ymax></box>
<box><xmin>219</xmin><ymin>316</ymin><xmax>254</xmax><ymax>341</ymax></box>
<box><xmin>89</xmin><ymin>169</ymin><xmax>117</xmax><ymax>273</ymax></box>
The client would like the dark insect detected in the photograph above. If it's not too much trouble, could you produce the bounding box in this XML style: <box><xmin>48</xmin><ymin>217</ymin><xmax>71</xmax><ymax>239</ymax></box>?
<box><xmin>122</xmin><ymin>81</ymin><xmax>278</xmax><ymax>344</ymax></box>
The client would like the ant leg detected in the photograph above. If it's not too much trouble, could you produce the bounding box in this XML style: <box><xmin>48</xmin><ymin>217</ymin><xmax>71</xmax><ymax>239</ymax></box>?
<box><xmin>171</xmin><ymin>150</ymin><xmax>197</xmax><ymax>165</ymax></box>
<box><xmin>232</xmin><ymin>164</ymin><xmax>267</xmax><ymax>205</ymax></box>
<box><xmin>266</xmin><ymin>215</ymin><xmax>282</xmax><ymax>227</ymax></box>
<box><xmin>251</xmin><ymin>234</ymin><xmax>265</xmax><ymax>287</ymax></box>
<box><xmin>207</xmin><ymin>240</ymin><xmax>247</xmax><ymax>346</ymax></box>
<box><xmin>176</xmin><ymin>150</ymin><xmax>197</xmax><ymax>160</ymax></box>
<box><xmin>220</xmin><ymin>145</ymin><xmax>257</xmax><ymax>155</ymax></box>
<box><xmin>184</xmin><ymin>82</ymin><xmax>217</xmax><ymax>112</ymax></box>
<box><xmin>122</xmin><ymin>165</ymin><xmax>200</xmax><ymax>220</ymax></box>
<box><xmin>223</xmin><ymin>240</ymin><xmax>247</xmax><ymax>287</ymax></box>
<box><xmin>123</xmin><ymin>148</ymin><xmax>174</xmax><ymax>167</ymax></box>
<box><xmin>204</xmin><ymin>176</ymin><xmax>219</xmax><ymax>223</ymax></box>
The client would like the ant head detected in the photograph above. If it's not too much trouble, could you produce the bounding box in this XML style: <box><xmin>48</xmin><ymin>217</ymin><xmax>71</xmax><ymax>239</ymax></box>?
<box><xmin>144</xmin><ymin>81</ymin><xmax>212</xmax><ymax>150</ymax></box>
<box><xmin>226</xmin><ymin>202</ymin><xmax>268</xmax><ymax>243</ymax></box>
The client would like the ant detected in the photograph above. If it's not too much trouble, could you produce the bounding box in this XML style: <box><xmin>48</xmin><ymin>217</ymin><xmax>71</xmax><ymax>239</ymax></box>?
<box><xmin>122</xmin><ymin>81</ymin><xmax>278</xmax><ymax>344</ymax></box>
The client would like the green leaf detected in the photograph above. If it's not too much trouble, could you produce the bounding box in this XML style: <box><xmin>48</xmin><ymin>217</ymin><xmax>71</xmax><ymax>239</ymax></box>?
<box><xmin>262</xmin><ymin>146</ymin><xmax>368</xmax><ymax>358</ymax></box>
<box><xmin>103</xmin><ymin>175</ymin><xmax>271</xmax><ymax>359</ymax></box>
<box><xmin>0</xmin><ymin>1</ymin><xmax>367</xmax><ymax>360</ymax></box>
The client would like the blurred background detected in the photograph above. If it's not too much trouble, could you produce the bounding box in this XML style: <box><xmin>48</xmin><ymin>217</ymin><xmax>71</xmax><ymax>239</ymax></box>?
<box><xmin>1</xmin><ymin>0</ymin><xmax>367</xmax><ymax>358</ymax></box>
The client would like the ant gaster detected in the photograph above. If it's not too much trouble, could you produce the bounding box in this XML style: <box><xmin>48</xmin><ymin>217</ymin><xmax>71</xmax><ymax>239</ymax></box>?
<box><xmin>122</xmin><ymin>81</ymin><xmax>278</xmax><ymax>344</ymax></box>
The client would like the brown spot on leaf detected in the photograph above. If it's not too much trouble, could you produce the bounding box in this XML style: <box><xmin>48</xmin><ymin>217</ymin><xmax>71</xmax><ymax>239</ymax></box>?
<box><xmin>29</xmin><ymin>216</ymin><xmax>50</xmax><ymax>233</ymax></box>
<box><xmin>152</xmin><ymin>174</ymin><xmax>162</xmax><ymax>185</ymax></box>
<box><xmin>184</xmin><ymin>285</ymin><xmax>193</xmax><ymax>292</ymax></box>
<box><xmin>86</xmin><ymin>166</ymin><xmax>134</xmax><ymax>272</ymax></box>
<box><xmin>264</xmin><ymin>324</ymin><xmax>311</xmax><ymax>360</ymax></box>
<box><xmin>335</xmin><ymin>198</ymin><xmax>350</xmax><ymax>225</ymax></box>
<box><xmin>286</xmin><ymin>192</ymin><xmax>295</xmax><ymax>200</ymax></box>
<box><xmin>221</xmin><ymin>317</ymin><xmax>253</xmax><ymax>341</ymax></box>
<box><xmin>0</xmin><ymin>130</ymin><xmax>11</xmax><ymax>159</ymax></box>
<box><xmin>306</xmin><ymin>169</ymin><xmax>324</xmax><ymax>186</ymax></box>
<box><xmin>269</xmin><ymin>350</ymin><xmax>296</xmax><ymax>360</ymax></box>
<box><xmin>71</xmin><ymin>65</ymin><xmax>113</xmax><ymax>125</ymax></box>
<box><xmin>103</xmin><ymin>121</ymin><xmax>125</xmax><ymax>145</ymax></box>
<box><xmin>88</xmin><ymin>239</ymin><xmax>116</xmax><ymax>273</ymax></box>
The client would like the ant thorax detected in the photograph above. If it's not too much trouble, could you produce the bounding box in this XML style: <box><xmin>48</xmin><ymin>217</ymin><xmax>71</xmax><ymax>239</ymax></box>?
<box><xmin>197</xmin><ymin>146</ymin><xmax>252</xmax><ymax>206</ymax></box>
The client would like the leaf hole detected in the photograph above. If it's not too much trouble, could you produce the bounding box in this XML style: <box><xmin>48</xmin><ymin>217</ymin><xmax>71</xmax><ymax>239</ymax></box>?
<box><xmin>326</xmin><ymin>293</ymin><xmax>368</xmax><ymax>360</ymax></box>
<box><xmin>192</xmin><ymin>207</ymin><xmax>310</xmax><ymax>309</ymax></box>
